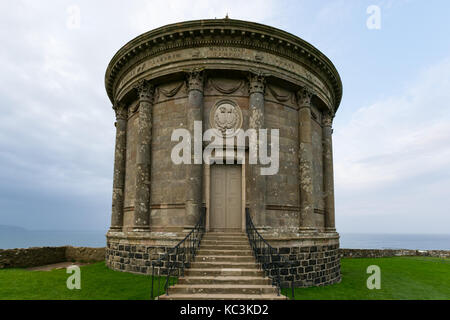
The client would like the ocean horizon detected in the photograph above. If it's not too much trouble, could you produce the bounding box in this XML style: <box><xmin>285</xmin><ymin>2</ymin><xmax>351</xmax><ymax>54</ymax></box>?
<box><xmin>0</xmin><ymin>227</ymin><xmax>449</xmax><ymax>250</ymax></box>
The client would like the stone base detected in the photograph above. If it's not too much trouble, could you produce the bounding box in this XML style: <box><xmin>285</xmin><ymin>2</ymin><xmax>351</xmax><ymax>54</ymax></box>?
<box><xmin>106</xmin><ymin>230</ymin><xmax>189</xmax><ymax>276</ymax></box>
<box><xmin>260</xmin><ymin>231</ymin><xmax>341</xmax><ymax>288</ymax></box>
<box><xmin>273</xmin><ymin>243</ymin><xmax>341</xmax><ymax>288</ymax></box>
<box><xmin>106</xmin><ymin>230</ymin><xmax>341</xmax><ymax>288</ymax></box>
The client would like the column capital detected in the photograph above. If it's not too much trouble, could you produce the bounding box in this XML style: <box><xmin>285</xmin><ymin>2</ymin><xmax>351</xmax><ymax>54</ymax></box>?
<box><xmin>248</xmin><ymin>70</ymin><xmax>266</xmax><ymax>95</ymax></box>
<box><xmin>112</xmin><ymin>102</ymin><xmax>127</xmax><ymax>120</ymax></box>
<box><xmin>134</xmin><ymin>79</ymin><xmax>155</xmax><ymax>102</ymax></box>
<box><xmin>297</xmin><ymin>87</ymin><xmax>314</xmax><ymax>109</ymax></box>
<box><xmin>322</xmin><ymin>110</ymin><xmax>334</xmax><ymax>127</ymax></box>
<box><xmin>186</xmin><ymin>68</ymin><xmax>205</xmax><ymax>92</ymax></box>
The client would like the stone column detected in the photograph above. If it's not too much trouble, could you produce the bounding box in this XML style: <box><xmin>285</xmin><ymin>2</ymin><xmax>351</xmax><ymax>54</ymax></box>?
<box><xmin>322</xmin><ymin>111</ymin><xmax>336</xmax><ymax>232</ymax></box>
<box><xmin>110</xmin><ymin>102</ymin><xmax>127</xmax><ymax>231</ymax></box>
<box><xmin>248</xmin><ymin>72</ymin><xmax>266</xmax><ymax>227</ymax></box>
<box><xmin>185</xmin><ymin>70</ymin><xmax>204</xmax><ymax>229</ymax></box>
<box><xmin>297</xmin><ymin>87</ymin><xmax>316</xmax><ymax>232</ymax></box>
<box><xmin>133</xmin><ymin>80</ymin><xmax>154</xmax><ymax>231</ymax></box>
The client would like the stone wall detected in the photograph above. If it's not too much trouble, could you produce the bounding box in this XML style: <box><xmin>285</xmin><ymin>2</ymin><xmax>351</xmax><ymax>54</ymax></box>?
<box><xmin>150</xmin><ymin>86</ymin><xmax>188</xmax><ymax>231</ymax></box>
<box><xmin>265</xmin><ymin>97</ymin><xmax>300</xmax><ymax>233</ymax></box>
<box><xmin>106</xmin><ymin>241</ymin><xmax>182</xmax><ymax>276</ymax></box>
<box><xmin>65</xmin><ymin>246</ymin><xmax>106</xmax><ymax>262</ymax></box>
<box><xmin>3</xmin><ymin>244</ymin><xmax>448</xmax><ymax>271</ymax></box>
<box><xmin>274</xmin><ymin>243</ymin><xmax>341</xmax><ymax>288</ymax></box>
<box><xmin>0</xmin><ymin>246</ymin><xmax>105</xmax><ymax>269</ymax></box>
<box><xmin>0</xmin><ymin>247</ymin><xmax>66</xmax><ymax>268</ymax></box>
<box><xmin>339</xmin><ymin>248</ymin><xmax>450</xmax><ymax>258</ymax></box>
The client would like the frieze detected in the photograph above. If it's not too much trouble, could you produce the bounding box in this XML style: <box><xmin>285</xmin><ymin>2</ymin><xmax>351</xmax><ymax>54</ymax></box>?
<box><xmin>116</xmin><ymin>47</ymin><xmax>331</xmax><ymax>107</ymax></box>
<box><xmin>206</xmin><ymin>78</ymin><xmax>246</xmax><ymax>95</ymax></box>
<box><xmin>154</xmin><ymin>81</ymin><xmax>186</xmax><ymax>104</ymax></box>
<box><xmin>266</xmin><ymin>84</ymin><xmax>296</xmax><ymax>105</ymax></box>
<box><xmin>119</xmin><ymin>53</ymin><xmax>182</xmax><ymax>88</ymax></box>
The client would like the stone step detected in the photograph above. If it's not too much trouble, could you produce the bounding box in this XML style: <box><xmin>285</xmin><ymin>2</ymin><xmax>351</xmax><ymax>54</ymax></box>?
<box><xmin>190</xmin><ymin>261</ymin><xmax>257</xmax><ymax>269</ymax></box>
<box><xmin>201</xmin><ymin>239</ymin><xmax>249</xmax><ymax>245</ymax></box>
<box><xmin>195</xmin><ymin>255</ymin><xmax>255</xmax><ymax>263</ymax></box>
<box><xmin>168</xmin><ymin>284</ymin><xmax>278</xmax><ymax>295</ymax></box>
<box><xmin>202</xmin><ymin>236</ymin><xmax>248</xmax><ymax>243</ymax></box>
<box><xmin>200</xmin><ymin>244</ymin><xmax>251</xmax><ymax>250</ymax></box>
<box><xmin>156</xmin><ymin>232</ymin><xmax>285</xmax><ymax>300</ymax></box>
<box><xmin>185</xmin><ymin>268</ymin><xmax>263</xmax><ymax>277</ymax></box>
<box><xmin>178</xmin><ymin>276</ymin><xmax>272</xmax><ymax>285</ymax></box>
<box><xmin>197</xmin><ymin>249</ymin><xmax>254</xmax><ymax>256</ymax></box>
<box><xmin>158</xmin><ymin>293</ymin><xmax>286</xmax><ymax>300</ymax></box>
<box><xmin>203</xmin><ymin>235</ymin><xmax>248</xmax><ymax>241</ymax></box>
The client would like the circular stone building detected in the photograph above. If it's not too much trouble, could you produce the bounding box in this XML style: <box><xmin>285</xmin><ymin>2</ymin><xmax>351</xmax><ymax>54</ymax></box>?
<box><xmin>105</xmin><ymin>18</ymin><xmax>342</xmax><ymax>288</ymax></box>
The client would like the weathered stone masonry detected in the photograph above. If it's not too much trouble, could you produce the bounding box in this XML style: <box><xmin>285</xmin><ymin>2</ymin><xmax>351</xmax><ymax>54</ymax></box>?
<box><xmin>104</xmin><ymin>19</ymin><xmax>343</xmax><ymax>287</ymax></box>
<box><xmin>0</xmin><ymin>246</ymin><xmax>105</xmax><ymax>269</ymax></box>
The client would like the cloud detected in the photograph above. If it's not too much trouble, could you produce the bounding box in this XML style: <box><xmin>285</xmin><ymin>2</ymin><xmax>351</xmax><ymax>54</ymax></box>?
<box><xmin>0</xmin><ymin>1</ymin><xmax>117</xmax><ymax>230</ymax></box>
<box><xmin>0</xmin><ymin>0</ymin><xmax>278</xmax><ymax>231</ymax></box>
<box><xmin>334</xmin><ymin>57</ymin><xmax>450</xmax><ymax>233</ymax></box>
<box><xmin>129</xmin><ymin>0</ymin><xmax>277</xmax><ymax>34</ymax></box>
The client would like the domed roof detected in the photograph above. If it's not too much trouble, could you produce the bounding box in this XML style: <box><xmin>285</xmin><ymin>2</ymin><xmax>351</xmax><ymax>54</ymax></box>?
<box><xmin>105</xmin><ymin>19</ymin><xmax>342</xmax><ymax>112</ymax></box>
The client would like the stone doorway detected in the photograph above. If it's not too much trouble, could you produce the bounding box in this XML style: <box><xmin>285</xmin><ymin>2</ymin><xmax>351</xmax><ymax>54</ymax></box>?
<box><xmin>210</xmin><ymin>164</ymin><xmax>242</xmax><ymax>231</ymax></box>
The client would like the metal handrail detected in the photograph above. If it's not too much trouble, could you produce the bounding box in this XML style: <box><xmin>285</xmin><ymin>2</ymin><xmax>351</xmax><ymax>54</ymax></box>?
<box><xmin>245</xmin><ymin>207</ymin><xmax>296</xmax><ymax>299</ymax></box>
<box><xmin>150</xmin><ymin>207</ymin><xmax>206</xmax><ymax>299</ymax></box>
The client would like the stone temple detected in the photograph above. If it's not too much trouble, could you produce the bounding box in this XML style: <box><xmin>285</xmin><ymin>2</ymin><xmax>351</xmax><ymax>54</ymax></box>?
<box><xmin>105</xmin><ymin>18</ymin><xmax>342</xmax><ymax>291</ymax></box>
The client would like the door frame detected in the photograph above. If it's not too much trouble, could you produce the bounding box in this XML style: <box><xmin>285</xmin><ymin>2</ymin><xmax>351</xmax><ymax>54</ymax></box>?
<box><xmin>204</xmin><ymin>149</ymin><xmax>246</xmax><ymax>232</ymax></box>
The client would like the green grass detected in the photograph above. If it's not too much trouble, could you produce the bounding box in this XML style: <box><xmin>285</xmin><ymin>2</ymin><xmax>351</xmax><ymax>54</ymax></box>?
<box><xmin>0</xmin><ymin>257</ymin><xmax>449</xmax><ymax>300</ymax></box>
<box><xmin>282</xmin><ymin>257</ymin><xmax>450</xmax><ymax>300</ymax></box>
<box><xmin>0</xmin><ymin>262</ymin><xmax>172</xmax><ymax>300</ymax></box>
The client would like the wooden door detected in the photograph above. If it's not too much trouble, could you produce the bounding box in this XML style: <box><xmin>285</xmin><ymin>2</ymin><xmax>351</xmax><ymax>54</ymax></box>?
<box><xmin>210</xmin><ymin>165</ymin><xmax>242</xmax><ymax>231</ymax></box>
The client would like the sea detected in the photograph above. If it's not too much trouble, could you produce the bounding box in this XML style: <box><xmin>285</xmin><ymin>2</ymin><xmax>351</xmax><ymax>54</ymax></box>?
<box><xmin>0</xmin><ymin>227</ymin><xmax>449</xmax><ymax>250</ymax></box>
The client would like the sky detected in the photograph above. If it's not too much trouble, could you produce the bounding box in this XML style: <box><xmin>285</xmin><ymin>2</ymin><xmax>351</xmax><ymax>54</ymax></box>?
<box><xmin>0</xmin><ymin>0</ymin><xmax>449</xmax><ymax>234</ymax></box>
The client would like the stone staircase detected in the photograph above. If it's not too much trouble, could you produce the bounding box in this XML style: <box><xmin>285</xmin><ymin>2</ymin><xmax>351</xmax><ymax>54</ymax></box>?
<box><xmin>158</xmin><ymin>231</ymin><xmax>286</xmax><ymax>300</ymax></box>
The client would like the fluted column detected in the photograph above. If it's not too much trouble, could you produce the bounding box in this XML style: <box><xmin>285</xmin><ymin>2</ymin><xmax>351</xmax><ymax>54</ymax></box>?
<box><xmin>297</xmin><ymin>87</ymin><xmax>316</xmax><ymax>232</ymax></box>
<box><xmin>322</xmin><ymin>111</ymin><xmax>336</xmax><ymax>232</ymax></box>
<box><xmin>133</xmin><ymin>80</ymin><xmax>154</xmax><ymax>231</ymax></box>
<box><xmin>110</xmin><ymin>102</ymin><xmax>127</xmax><ymax>231</ymax></box>
<box><xmin>185</xmin><ymin>70</ymin><xmax>204</xmax><ymax>229</ymax></box>
<box><xmin>248</xmin><ymin>72</ymin><xmax>266</xmax><ymax>227</ymax></box>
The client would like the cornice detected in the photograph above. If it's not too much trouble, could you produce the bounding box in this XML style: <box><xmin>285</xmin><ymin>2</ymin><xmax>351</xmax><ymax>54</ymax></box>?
<box><xmin>105</xmin><ymin>19</ymin><xmax>342</xmax><ymax>112</ymax></box>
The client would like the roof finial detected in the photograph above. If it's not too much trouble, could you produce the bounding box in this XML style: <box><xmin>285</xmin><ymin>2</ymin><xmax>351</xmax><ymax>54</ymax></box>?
<box><xmin>225</xmin><ymin>13</ymin><xmax>229</xmax><ymax>19</ymax></box>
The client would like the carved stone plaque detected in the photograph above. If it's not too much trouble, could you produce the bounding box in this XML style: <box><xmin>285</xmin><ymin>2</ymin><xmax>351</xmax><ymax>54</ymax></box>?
<box><xmin>210</xmin><ymin>100</ymin><xmax>242</xmax><ymax>137</ymax></box>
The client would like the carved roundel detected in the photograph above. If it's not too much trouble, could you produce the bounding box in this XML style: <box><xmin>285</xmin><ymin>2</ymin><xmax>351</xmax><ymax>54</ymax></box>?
<box><xmin>210</xmin><ymin>100</ymin><xmax>243</xmax><ymax>137</ymax></box>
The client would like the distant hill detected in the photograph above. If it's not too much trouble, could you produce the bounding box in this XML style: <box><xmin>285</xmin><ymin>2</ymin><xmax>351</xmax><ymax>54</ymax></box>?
<box><xmin>0</xmin><ymin>225</ymin><xmax>28</xmax><ymax>232</ymax></box>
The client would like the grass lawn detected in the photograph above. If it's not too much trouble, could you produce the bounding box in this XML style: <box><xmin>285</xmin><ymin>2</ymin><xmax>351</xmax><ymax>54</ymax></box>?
<box><xmin>0</xmin><ymin>262</ymin><xmax>169</xmax><ymax>300</ymax></box>
<box><xmin>282</xmin><ymin>256</ymin><xmax>450</xmax><ymax>300</ymax></box>
<box><xmin>0</xmin><ymin>257</ymin><xmax>449</xmax><ymax>300</ymax></box>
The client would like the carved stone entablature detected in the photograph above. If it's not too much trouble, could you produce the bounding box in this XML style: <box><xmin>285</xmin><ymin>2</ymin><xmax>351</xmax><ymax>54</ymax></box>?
<box><xmin>186</xmin><ymin>69</ymin><xmax>204</xmax><ymax>93</ymax></box>
<box><xmin>297</xmin><ymin>87</ymin><xmax>314</xmax><ymax>109</ymax></box>
<box><xmin>113</xmin><ymin>102</ymin><xmax>127</xmax><ymax>120</ymax></box>
<box><xmin>105</xmin><ymin>19</ymin><xmax>343</xmax><ymax>113</ymax></box>
<box><xmin>134</xmin><ymin>79</ymin><xmax>154</xmax><ymax>103</ymax></box>
<box><xmin>210</xmin><ymin>99</ymin><xmax>243</xmax><ymax>137</ymax></box>
<box><xmin>248</xmin><ymin>71</ymin><xmax>265</xmax><ymax>95</ymax></box>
